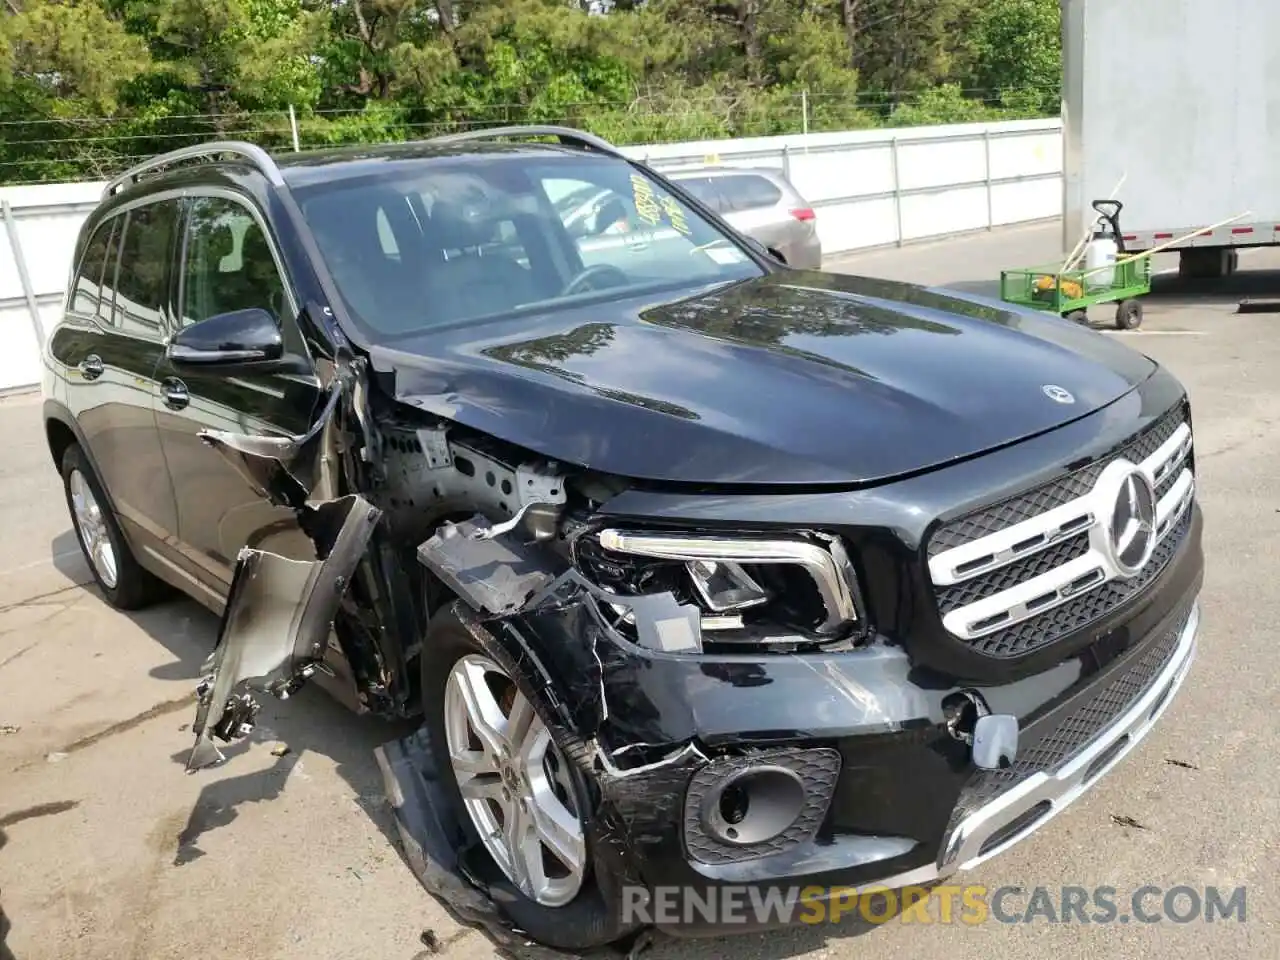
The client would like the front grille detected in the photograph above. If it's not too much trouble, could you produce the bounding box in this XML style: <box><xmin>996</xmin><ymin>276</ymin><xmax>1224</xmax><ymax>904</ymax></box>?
<box><xmin>947</xmin><ymin>602</ymin><xmax>1191</xmax><ymax>829</ymax></box>
<box><xmin>965</xmin><ymin>508</ymin><xmax>1191</xmax><ymax>657</ymax></box>
<box><xmin>936</xmin><ymin>532</ymin><xmax>1091</xmax><ymax>616</ymax></box>
<box><xmin>928</xmin><ymin>407</ymin><xmax>1185</xmax><ymax>558</ymax></box>
<box><xmin>927</xmin><ymin>404</ymin><xmax>1194</xmax><ymax>658</ymax></box>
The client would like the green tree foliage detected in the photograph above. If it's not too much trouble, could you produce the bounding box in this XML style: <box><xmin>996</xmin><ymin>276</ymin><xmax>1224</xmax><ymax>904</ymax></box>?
<box><xmin>0</xmin><ymin>0</ymin><xmax>1062</xmax><ymax>183</ymax></box>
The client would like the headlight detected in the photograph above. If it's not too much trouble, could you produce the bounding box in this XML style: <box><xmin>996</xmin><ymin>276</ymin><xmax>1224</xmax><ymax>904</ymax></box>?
<box><xmin>577</xmin><ymin>528</ymin><xmax>861</xmax><ymax>641</ymax></box>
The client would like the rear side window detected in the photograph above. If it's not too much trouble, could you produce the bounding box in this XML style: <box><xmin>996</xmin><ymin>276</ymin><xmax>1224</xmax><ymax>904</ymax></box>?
<box><xmin>114</xmin><ymin>200</ymin><xmax>182</xmax><ymax>335</ymax></box>
<box><xmin>70</xmin><ymin>219</ymin><xmax>118</xmax><ymax>319</ymax></box>
<box><xmin>715</xmin><ymin>174</ymin><xmax>784</xmax><ymax>212</ymax></box>
<box><xmin>671</xmin><ymin>176</ymin><xmax>727</xmax><ymax>213</ymax></box>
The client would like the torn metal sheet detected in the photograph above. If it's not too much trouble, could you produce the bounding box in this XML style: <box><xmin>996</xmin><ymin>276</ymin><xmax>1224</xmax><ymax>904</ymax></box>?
<box><xmin>197</xmin><ymin>381</ymin><xmax>343</xmax><ymax>509</ymax></box>
<box><xmin>417</xmin><ymin>517</ymin><xmax>561</xmax><ymax>617</ymax></box>
<box><xmin>187</xmin><ymin>495</ymin><xmax>382</xmax><ymax>771</ymax></box>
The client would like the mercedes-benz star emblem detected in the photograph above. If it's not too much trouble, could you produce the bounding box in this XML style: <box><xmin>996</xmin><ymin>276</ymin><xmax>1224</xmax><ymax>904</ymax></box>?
<box><xmin>1108</xmin><ymin>468</ymin><xmax>1157</xmax><ymax>577</ymax></box>
<box><xmin>1042</xmin><ymin>384</ymin><xmax>1075</xmax><ymax>404</ymax></box>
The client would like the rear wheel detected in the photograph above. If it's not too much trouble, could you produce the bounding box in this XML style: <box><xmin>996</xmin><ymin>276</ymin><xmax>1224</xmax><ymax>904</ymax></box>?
<box><xmin>420</xmin><ymin>608</ymin><xmax>637</xmax><ymax>950</ymax></box>
<box><xmin>1115</xmin><ymin>298</ymin><xmax>1143</xmax><ymax>330</ymax></box>
<box><xmin>60</xmin><ymin>443</ymin><xmax>167</xmax><ymax>610</ymax></box>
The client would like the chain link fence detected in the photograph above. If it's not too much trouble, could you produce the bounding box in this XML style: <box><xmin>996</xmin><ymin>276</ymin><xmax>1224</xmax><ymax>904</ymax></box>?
<box><xmin>0</xmin><ymin>87</ymin><xmax>1058</xmax><ymax>185</ymax></box>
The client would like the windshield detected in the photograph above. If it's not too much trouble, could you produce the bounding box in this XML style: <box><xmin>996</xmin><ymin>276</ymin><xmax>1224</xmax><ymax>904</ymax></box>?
<box><xmin>292</xmin><ymin>153</ymin><xmax>764</xmax><ymax>337</ymax></box>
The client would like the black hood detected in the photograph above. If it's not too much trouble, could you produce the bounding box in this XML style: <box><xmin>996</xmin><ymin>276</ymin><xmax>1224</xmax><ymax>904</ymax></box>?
<box><xmin>368</xmin><ymin>271</ymin><xmax>1156</xmax><ymax>487</ymax></box>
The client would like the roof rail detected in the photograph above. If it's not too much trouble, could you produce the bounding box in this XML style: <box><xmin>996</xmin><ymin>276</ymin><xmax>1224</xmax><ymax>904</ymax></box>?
<box><xmin>426</xmin><ymin>125</ymin><xmax>623</xmax><ymax>157</ymax></box>
<box><xmin>102</xmin><ymin>141</ymin><xmax>285</xmax><ymax>199</ymax></box>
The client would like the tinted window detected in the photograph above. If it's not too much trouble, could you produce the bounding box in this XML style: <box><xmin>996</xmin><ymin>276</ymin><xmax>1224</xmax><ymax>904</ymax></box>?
<box><xmin>294</xmin><ymin>154</ymin><xmax>762</xmax><ymax>337</ymax></box>
<box><xmin>716</xmin><ymin>174</ymin><xmax>783</xmax><ymax>212</ymax></box>
<box><xmin>71</xmin><ymin>219</ymin><xmax>117</xmax><ymax>319</ymax></box>
<box><xmin>181</xmin><ymin>197</ymin><xmax>287</xmax><ymax>328</ymax></box>
<box><xmin>671</xmin><ymin>176</ymin><xmax>727</xmax><ymax>213</ymax></box>
<box><xmin>114</xmin><ymin>201</ymin><xmax>181</xmax><ymax>335</ymax></box>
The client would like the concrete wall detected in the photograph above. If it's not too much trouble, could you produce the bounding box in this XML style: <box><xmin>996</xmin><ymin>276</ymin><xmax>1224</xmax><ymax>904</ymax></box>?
<box><xmin>0</xmin><ymin>116</ymin><xmax>1063</xmax><ymax>393</ymax></box>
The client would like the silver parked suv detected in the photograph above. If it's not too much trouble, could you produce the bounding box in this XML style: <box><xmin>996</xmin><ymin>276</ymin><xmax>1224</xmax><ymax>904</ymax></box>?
<box><xmin>667</xmin><ymin>166</ymin><xmax>822</xmax><ymax>269</ymax></box>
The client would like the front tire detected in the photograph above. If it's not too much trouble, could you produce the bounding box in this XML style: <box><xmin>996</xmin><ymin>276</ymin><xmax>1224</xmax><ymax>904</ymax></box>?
<box><xmin>60</xmin><ymin>443</ymin><xmax>167</xmax><ymax>610</ymax></box>
<box><xmin>419</xmin><ymin>607</ymin><xmax>636</xmax><ymax>950</ymax></box>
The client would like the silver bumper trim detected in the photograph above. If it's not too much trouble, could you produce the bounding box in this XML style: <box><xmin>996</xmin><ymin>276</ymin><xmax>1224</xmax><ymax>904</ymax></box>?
<box><xmin>852</xmin><ymin>601</ymin><xmax>1199</xmax><ymax>893</ymax></box>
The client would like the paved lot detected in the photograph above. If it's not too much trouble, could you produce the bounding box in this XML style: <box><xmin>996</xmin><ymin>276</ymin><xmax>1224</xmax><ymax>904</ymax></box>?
<box><xmin>2</xmin><ymin>221</ymin><xmax>1277</xmax><ymax>959</ymax></box>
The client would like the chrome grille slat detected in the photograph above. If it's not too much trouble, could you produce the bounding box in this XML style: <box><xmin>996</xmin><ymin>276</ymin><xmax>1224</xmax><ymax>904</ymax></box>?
<box><xmin>927</xmin><ymin>406</ymin><xmax>1195</xmax><ymax>658</ymax></box>
<box><xmin>927</xmin><ymin>406</ymin><xmax>1186</xmax><ymax>559</ymax></box>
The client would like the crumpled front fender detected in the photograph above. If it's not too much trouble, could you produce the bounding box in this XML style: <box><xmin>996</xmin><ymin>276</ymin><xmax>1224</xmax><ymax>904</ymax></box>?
<box><xmin>187</xmin><ymin>494</ymin><xmax>382</xmax><ymax>770</ymax></box>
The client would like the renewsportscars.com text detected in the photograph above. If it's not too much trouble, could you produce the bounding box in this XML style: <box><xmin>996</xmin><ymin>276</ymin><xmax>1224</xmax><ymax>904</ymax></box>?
<box><xmin>621</xmin><ymin>884</ymin><xmax>1248</xmax><ymax>927</ymax></box>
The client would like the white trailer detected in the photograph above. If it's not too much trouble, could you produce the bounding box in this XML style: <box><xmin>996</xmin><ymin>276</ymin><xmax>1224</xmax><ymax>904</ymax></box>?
<box><xmin>1062</xmin><ymin>0</ymin><xmax>1280</xmax><ymax>278</ymax></box>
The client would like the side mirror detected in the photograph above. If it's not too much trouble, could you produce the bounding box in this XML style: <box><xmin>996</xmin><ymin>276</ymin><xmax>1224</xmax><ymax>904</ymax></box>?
<box><xmin>168</xmin><ymin>308</ymin><xmax>283</xmax><ymax>366</ymax></box>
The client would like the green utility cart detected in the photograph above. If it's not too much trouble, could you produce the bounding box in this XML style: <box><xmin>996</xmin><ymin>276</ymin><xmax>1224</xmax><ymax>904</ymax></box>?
<box><xmin>1000</xmin><ymin>257</ymin><xmax>1152</xmax><ymax>330</ymax></box>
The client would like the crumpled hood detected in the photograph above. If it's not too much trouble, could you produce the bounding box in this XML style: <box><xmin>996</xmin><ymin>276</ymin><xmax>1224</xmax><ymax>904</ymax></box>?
<box><xmin>368</xmin><ymin>271</ymin><xmax>1156</xmax><ymax>486</ymax></box>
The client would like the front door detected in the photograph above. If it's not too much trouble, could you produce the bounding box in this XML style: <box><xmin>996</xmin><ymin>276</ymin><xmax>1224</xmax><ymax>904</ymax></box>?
<box><xmin>153</xmin><ymin>192</ymin><xmax>324</xmax><ymax>596</ymax></box>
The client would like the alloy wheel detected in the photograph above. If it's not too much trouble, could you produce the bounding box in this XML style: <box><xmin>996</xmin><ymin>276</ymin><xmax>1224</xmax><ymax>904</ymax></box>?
<box><xmin>69</xmin><ymin>468</ymin><xmax>118</xmax><ymax>589</ymax></box>
<box><xmin>443</xmin><ymin>653</ymin><xmax>587</xmax><ymax>907</ymax></box>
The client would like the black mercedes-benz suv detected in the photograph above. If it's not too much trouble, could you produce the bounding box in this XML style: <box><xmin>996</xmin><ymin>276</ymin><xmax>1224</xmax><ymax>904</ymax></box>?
<box><xmin>40</xmin><ymin>128</ymin><xmax>1202</xmax><ymax>950</ymax></box>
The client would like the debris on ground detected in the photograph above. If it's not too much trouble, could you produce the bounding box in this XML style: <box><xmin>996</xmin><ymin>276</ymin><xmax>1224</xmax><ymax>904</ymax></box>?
<box><xmin>419</xmin><ymin>929</ymin><xmax>442</xmax><ymax>954</ymax></box>
<box><xmin>1110</xmin><ymin>814</ymin><xmax>1149</xmax><ymax>830</ymax></box>
<box><xmin>1164</xmin><ymin>758</ymin><xmax>1199</xmax><ymax>770</ymax></box>
<box><xmin>0</xmin><ymin>724</ymin><xmax>19</xmax><ymax>736</ymax></box>
<box><xmin>270</xmin><ymin>743</ymin><xmax>292</xmax><ymax>757</ymax></box>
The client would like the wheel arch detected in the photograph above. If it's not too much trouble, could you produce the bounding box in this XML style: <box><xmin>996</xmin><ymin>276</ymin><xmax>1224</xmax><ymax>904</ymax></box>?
<box><xmin>43</xmin><ymin>400</ymin><xmax>126</xmax><ymax>521</ymax></box>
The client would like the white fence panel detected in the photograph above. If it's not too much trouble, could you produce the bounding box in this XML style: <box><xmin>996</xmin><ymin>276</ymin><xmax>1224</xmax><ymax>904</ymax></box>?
<box><xmin>1</xmin><ymin>118</ymin><xmax>1064</xmax><ymax>392</ymax></box>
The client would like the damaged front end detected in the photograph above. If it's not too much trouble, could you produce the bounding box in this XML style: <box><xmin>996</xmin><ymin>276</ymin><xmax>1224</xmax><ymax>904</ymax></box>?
<box><xmin>180</xmin><ymin>358</ymin><xmax>1113</xmax><ymax>952</ymax></box>
<box><xmin>184</xmin><ymin>366</ymin><xmax>395</xmax><ymax>770</ymax></box>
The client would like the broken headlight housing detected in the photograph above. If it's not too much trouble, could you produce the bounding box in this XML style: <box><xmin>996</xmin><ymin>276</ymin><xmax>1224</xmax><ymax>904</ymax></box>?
<box><xmin>574</xmin><ymin>528</ymin><xmax>863</xmax><ymax>644</ymax></box>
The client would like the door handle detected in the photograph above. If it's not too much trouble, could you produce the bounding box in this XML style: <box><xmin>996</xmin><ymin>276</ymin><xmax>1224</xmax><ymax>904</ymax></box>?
<box><xmin>78</xmin><ymin>355</ymin><xmax>104</xmax><ymax>381</ymax></box>
<box><xmin>161</xmin><ymin>377</ymin><xmax>190</xmax><ymax>410</ymax></box>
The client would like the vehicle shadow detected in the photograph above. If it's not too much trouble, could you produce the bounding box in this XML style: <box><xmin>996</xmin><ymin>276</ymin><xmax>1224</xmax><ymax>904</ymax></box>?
<box><xmin>0</xmin><ymin>827</ymin><xmax>12</xmax><ymax>960</ymax></box>
<box><xmin>48</xmin><ymin>534</ymin><xmax>417</xmax><ymax>880</ymax></box>
<box><xmin>643</xmin><ymin>890</ymin><xmax>921</xmax><ymax>960</ymax></box>
<box><xmin>1145</xmin><ymin>266</ymin><xmax>1280</xmax><ymax>308</ymax></box>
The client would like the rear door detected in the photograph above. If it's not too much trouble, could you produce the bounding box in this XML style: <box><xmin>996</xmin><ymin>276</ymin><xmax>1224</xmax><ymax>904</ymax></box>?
<box><xmin>63</xmin><ymin>200</ymin><xmax>181</xmax><ymax>553</ymax></box>
<box><xmin>153</xmin><ymin>191</ymin><xmax>325</xmax><ymax>596</ymax></box>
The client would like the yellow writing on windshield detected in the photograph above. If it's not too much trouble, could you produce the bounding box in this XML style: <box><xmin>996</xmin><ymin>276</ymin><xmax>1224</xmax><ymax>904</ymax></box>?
<box><xmin>631</xmin><ymin>174</ymin><xmax>662</xmax><ymax>227</ymax></box>
<box><xmin>630</xmin><ymin>174</ymin><xmax>692</xmax><ymax>236</ymax></box>
<box><xmin>660</xmin><ymin>195</ymin><xmax>691</xmax><ymax>236</ymax></box>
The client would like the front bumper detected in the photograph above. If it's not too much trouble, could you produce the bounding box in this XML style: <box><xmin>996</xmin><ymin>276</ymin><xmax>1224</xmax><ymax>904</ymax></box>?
<box><xmin>901</xmin><ymin>597</ymin><xmax>1196</xmax><ymax>882</ymax></box>
<box><xmin>635</xmin><ymin>595</ymin><xmax>1200</xmax><ymax>937</ymax></box>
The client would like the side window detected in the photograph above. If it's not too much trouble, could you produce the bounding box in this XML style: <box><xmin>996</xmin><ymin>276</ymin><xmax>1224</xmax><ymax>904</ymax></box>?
<box><xmin>716</xmin><ymin>174</ymin><xmax>783</xmax><ymax>212</ymax></box>
<box><xmin>70</xmin><ymin>219</ymin><xmax>118</xmax><ymax>319</ymax></box>
<box><xmin>113</xmin><ymin>201</ymin><xmax>181</xmax><ymax>335</ymax></box>
<box><xmin>672</xmin><ymin>176</ymin><xmax>726</xmax><ymax>213</ymax></box>
<box><xmin>181</xmin><ymin>196</ymin><xmax>287</xmax><ymax>329</ymax></box>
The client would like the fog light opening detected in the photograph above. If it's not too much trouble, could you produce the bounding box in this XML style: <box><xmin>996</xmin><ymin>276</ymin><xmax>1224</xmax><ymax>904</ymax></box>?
<box><xmin>702</xmin><ymin>765</ymin><xmax>808</xmax><ymax>846</ymax></box>
<box><xmin>719</xmin><ymin>784</ymin><xmax>750</xmax><ymax>838</ymax></box>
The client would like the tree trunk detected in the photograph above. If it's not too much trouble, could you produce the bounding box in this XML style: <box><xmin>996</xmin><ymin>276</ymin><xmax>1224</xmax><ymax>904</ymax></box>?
<box><xmin>739</xmin><ymin>0</ymin><xmax>762</xmax><ymax>83</ymax></box>
<box><xmin>840</xmin><ymin>0</ymin><xmax>862</xmax><ymax>70</ymax></box>
<box><xmin>435</xmin><ymin>0</ymin><xmax>456</xmax><ymax>35</ymax></box>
